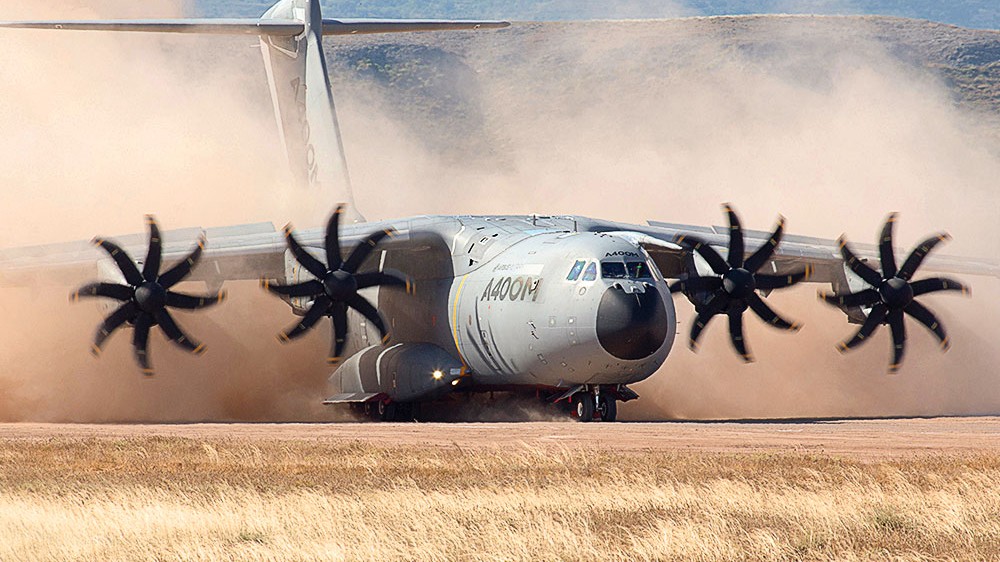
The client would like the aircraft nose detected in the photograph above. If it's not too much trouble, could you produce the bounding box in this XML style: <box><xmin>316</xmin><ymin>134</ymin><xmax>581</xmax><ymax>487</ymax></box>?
<box><xmin>596</xmin><ymin>284</ymin><xmax>669</xmax><ymax>360</ymax></box>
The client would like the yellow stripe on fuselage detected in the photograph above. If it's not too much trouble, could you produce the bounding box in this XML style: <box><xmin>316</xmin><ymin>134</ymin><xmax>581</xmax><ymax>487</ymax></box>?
<box><xmin>451</xmin><ymin>274</ymin><xmax>470</xmax><ymax>368</ymax></box>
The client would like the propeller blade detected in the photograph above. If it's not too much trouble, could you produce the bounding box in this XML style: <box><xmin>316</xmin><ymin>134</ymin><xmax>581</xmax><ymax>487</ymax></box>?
<box><xmin>819</xmin><ymin>288</ymin><xmax>881</xmax><ymax>308</ymax></box>
<box><xmin>329</xmin><ymin>303</ymin><xmax>348</xmax><ymax>364</ymax></box>
<box><xmin>343</xmin><ymin>228</ymin><xmax>395</xmax><ymax>274</ymax></box>
<box><xmin>345</xmin><ymin>293</ymin><xmax>389</xmax><ymax>342</ymax></box>
<box><xmin>674</xmin><ymin>235</ymin><xmax>730</xmax><ymax>276</ymax></box>
<box><xmin>743</xmin><ymin>215</ymin><xmax>785</xmax><ymax>273</ymax></box>
<box><xmin>165</xmin><ymin>290</ymin><xmax>226</xmax><ymax>310</ymax></box>
<box><xmin>154</xmin><ymin>309</ymin><xmax>205</xmax><ymax>354</ymax></box>
<box><xmin>668</xmin><ymin>275</ymin><xmax>722</xmax><ymax>294</ymax></box>
<box><xmin>260</xmin><ymin>279</ymin><xmax>324</xmax><ymax>298</ymax></box>
<box><xmin>142</xmin><ymin>215</ymin><xmax>162</xmax><ymax>282</ymax></box>
<box><xmin>887</xmin><ymin>309</ymin><xmax>906</xmax><ymax>373</ymax></box>
<box><xmin>746</xmin><ymin>293</ymin><xmax>801</xmax><ymax>332</ymax></box>
<box><xmin>728</xmin><ymin>308</ymin><xmax>753</xmax><ymax>362</ymax></box>
<box><xmin>157</xmin><ymin>235</ymin><xmax>206</xmax><ymax>289</ymax></box>
<box><xmin>92</xmin><ymin>238</ymin><xmax>143</xmax><ymax>286</ymax></box>
<box><xmin>261</xmin><ymin>206</ymin><xmax>414</xmax><ymax>365</ymax></box>
<box><xmin>325</xmin><ymin>204</ymin><xmax>345</xmax><ymax>271</ymax></box>
<box><xmin>354</xmin><ymin>270</ymin><xmax>410</xmax><ymax>292</ymax></box>
<box><xmin>755</xmin><ymin>266</ymin><xmax>813</xmax><ymax>290</ymax></box>
<box><xmin>689</xmin><ymin>293</ymin><xmax>729</xmax><ymax>350</ymax></box>
<box><xmin>92</xmin><ymin>301</ymin><xmax>138</xmax><ymax>355</ymax></box>
<box><xmin>910</xmin><ymin>277</ymin><xmax>970</xmax><ymax>297</ymax></box>
<box><xmin>837</xmin><ymin>304</ymin><xmax>888</xmax><ymax>352</ymax></box>
<box><xmin>278</xmin><ymin>296</ymin><xmax>331</xmax><ymax>342</ymax></box>
<box><xmin>282</xmin><ymin>225</ymin><xmax>328</xmax><ymax>278</ymax></box>
<box><xmin>838</xmin><ymin>237</ymin><xmax>884</xmax><ymax>287</ymax></box>
<box><xmin>898</xmin><ymin>233</ymin><xmax>951</xmax><ymax>281</ymax></box>
<box><xmin>878</xmin><ymin>213</ymin><xmax>898</xmax><ymax>279</ymax></box>
<box><xmin>72</xmin><ymin>282</ymin><xmax>133</xmax><ymax>302</ymax></box>
<box><xmin>904</xmin><ymin>300</ymin><xmax>949</xmax><ymax>351</ymax></box>
<box><xmin>723</xmin><ymin>204</ymin><xmax>745</xmax><ymax>269</ymax></box>
<box><xmin>78</xmin><ymin>218</ymin><xmax>220</xmax><ymax>372</ymax></box>
<box><xmin>132</xmin><ymin>312</ymin><xmax>154</xmax><ymax>375</ymax></box>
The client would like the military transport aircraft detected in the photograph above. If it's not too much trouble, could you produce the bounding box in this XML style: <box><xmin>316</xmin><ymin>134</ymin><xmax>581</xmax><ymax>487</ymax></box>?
<box><xmin>0</xmin><ymin>0</ymin><xmax>997</xmax><ymax>421</ymax></box>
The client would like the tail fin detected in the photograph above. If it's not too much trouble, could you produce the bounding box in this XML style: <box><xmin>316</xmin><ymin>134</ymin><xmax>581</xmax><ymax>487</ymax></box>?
<box><xmin>260</xmin><ymin>0</ymin><xmax>358</xmax><ymax>220</ymax></box>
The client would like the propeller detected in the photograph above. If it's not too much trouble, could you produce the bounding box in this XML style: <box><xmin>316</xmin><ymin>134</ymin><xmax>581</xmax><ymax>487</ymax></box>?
<box><xmin>670</xmin><ymin>204</ymin><xmax>811</xmax><ymax>362</ymax></box>
<box><xmin>262</xmin><ymin>204</ymin><xmax>411</xmax><ymax>364</ymax></box>
<box><xmin>819</xmin><ymin>213</ymin><xmax>970</xmax><ymax>373</ymax></box>
<box><xmin>72</xmin><ymin>216</ymin><xmax>225</xmax><ymax>375</ymax></box>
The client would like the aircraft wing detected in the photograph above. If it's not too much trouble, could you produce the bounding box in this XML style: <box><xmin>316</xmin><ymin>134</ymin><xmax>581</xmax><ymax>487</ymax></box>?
<box><xmin>594</xmin><ymin>216</ymin><xmax>999</xmax><ymax>323</ymax></box>
<box><xmin>596</xmin><ymin>217</ymin><xmax>999</xmax><ymax>280</ymax></box>
<box><xmin>632</xmin><ymin>219</ymin><xmax>1000</xmax><ymax>280</ymax></box>
<box><xmin>0</xmin><ymin>219</ymin><xmax>419</xmax><ymax>289</ymax></box>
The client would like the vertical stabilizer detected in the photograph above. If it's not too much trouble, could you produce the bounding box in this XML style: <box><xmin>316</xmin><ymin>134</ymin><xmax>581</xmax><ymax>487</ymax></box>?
<box><xmin>260</xmin><ymin>0</ymin><xmax>361</xmax><ymax>220</ymax></box>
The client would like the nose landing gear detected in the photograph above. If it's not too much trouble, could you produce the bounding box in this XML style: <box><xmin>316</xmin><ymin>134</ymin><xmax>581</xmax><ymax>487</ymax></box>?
<box><xmin>570</xmin><ymin>386</ymin><xmax>620</xmax><ymax>422</ymax></box>
<box><xmin>573</xmin><ymin>393</ymin><xmax>596</xmax><ymax>421</ymax></box>
<box><xmin>598</xmin><ymin>394</ymin><xmax>617</xmax><ymax>422</ymax></box>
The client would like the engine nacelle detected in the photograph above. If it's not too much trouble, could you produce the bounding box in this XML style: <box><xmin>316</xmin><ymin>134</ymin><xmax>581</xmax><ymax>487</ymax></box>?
<box><xmin>333</xmin><ymin>343</ymin><xmax>464</xmax><ymax>402</ymax></box>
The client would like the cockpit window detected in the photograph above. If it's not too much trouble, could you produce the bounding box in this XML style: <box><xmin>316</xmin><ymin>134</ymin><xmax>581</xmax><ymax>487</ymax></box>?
<box><xmin>627</xmin><ymin>261</ymin><xmax>653</xmax><ymax>279</ymax></box>
<box><xmin>601</xmin><ymin>262</ymin><xmax>628</xmax><ymax>279</ymax></box>
<box><xmin>601</xmin><ymin>260</ymin><xmax>653</xmax><ymax>280</ymax></box>
<box><xmin>567</xmin><ymin>260</ymin><xmax>585</xmax><ymax>281</ymax></box>
<box><xmin>582</xmin><ymin>262</ymin><xmax>598</xmax><ymax>281</ymax></box>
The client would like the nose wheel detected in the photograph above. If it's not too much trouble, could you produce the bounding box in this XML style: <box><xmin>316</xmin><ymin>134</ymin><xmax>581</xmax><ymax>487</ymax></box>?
<box><xmin>598</xmin><ymin>395</ymin><xmax>617</xmax><ymax>422</ymax></box>
<box><xmin>572</xmin><ymin>392</ymin><xmax>618</xmax><ymax>422</ymax></box>
<box><xmin>573</xmin><ymin>394</ymin><xmax>595</xmax><ymax>422</ymax></box>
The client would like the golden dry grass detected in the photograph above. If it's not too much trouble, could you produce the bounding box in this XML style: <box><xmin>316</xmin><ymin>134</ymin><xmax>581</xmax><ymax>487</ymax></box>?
<box><xmin>2</xmin><ymin>436</ymin><xmax>1000</xmax><ymax>561</ymax></box>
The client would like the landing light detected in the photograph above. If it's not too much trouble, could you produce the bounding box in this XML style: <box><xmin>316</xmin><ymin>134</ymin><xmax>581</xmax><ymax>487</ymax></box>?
<box><xmin>451</xmin><ymin>379</ymin><xmax>460</xmax><ymax>386</ymax></box>
<box><xmin>432</xmin><ymin>369</ymin><xmax>444</xmax><ymax>380</ymax></box>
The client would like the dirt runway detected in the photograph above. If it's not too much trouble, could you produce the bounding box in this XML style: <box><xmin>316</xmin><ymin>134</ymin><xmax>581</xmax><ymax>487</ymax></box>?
<box><xmin>3</xmin><ymin>417</ymin><xmax>999</xmax><ymax>458</ymax></box>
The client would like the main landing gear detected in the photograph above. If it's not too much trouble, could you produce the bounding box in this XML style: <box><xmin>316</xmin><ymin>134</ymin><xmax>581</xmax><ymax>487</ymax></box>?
<box><xmin>360</xmin><ymin>400</ymin><xmax>416</xmax><ymax>422</ymax></box>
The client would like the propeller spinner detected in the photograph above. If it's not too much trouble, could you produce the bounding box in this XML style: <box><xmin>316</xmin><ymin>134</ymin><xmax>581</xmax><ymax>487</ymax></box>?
<box><xmin>262</xmin><ymin>205</ymin><xmax>411</xmax><ymax>364</ymax></box>
<box><xmin>820</xmin><ymin>213</ymin><xmax>970</xmax><ymax>373</ymax></box>
<box><xmin>72</xmin><ymin>216</ymin><xmax>225</xmax><ymax>374</ymax></box>
<box><xmin>670</xmin><ymin>204</ymin><xmax>811</xmax><ymax>361</ymax></box>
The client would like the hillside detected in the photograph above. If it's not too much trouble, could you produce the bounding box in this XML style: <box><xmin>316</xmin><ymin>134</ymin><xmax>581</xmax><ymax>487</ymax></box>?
<box><xmin>194</xmin><ymin>1</ymin><xmax>1000</xmax><ymax>31</ymax></box>
<box><xmin>313</xmin><ymin>16</ymin><xmax>1000</xmax><ymax>162</ymax></box>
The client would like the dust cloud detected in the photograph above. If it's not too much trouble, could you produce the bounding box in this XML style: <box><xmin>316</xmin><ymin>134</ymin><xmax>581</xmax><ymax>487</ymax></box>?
<box><xmin>1</xmin><ymin>3</ymin><xmax>999</xmax><ymax>421</ymax></box>
<box><xmin>336</xmin><ymin>17</ymin><xmax>1000</xmax><ymax>420</ymax></box>
<box><xmin>0</xmin><ymin>0</ymin><xmax>341</xmax><ymax>421</ymax></box>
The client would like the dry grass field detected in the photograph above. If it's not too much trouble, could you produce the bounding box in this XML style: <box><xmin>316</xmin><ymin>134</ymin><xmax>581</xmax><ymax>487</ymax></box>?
<box><xmin>3</xmin><ymin>422</ymin><xmax>1000</xmax><ymax>561</ymax></box>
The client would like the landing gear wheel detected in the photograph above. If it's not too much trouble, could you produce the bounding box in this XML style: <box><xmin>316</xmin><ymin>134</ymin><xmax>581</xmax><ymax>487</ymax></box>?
<box><xmin>377</xmin><ymin>401</ymin><xmax>398</xmax><ymax>422</ymax></box>
<box><xmin>574</xmin><ymin>394</ymin><xmax>595</xmax><ymax>422</ymax></box>
<box><xmin>598</xmin><ymin>396</ymin><xmax>618</xmax><ymax>422</ymax></box>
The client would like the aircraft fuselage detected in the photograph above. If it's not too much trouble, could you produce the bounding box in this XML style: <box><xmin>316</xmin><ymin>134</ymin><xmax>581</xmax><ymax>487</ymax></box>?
<box><xmin>326</xmin><ymin>215</ymin><xmax>676</xmax><ymax>406</ymax></box>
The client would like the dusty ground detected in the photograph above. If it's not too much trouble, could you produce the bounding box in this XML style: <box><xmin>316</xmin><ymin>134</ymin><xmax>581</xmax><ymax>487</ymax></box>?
<box><xmin>6</xmin><ymin>418</ymin><xmax>1000</xmax><ymax>560</ymax></box>
<box><xmin>3</xmin><ymin>416</ymin><xmax>1000</xmax><ymax>458</ymax></box>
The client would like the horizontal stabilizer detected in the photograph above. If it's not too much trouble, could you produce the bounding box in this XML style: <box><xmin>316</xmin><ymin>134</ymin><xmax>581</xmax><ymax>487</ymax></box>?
<box><xmin>0</xmin><ymin>18</ymin><xmax>508</xmax><ymax>37</ymax></box>
<box><xmin>0</xmin><ymin>19</ymin><xmax>304</xmax><ymax>36</ymax></box>
<box><xmin>322</xmin><ymin>19</ymin><xmax>509</xmax><ymax>35</ymax></box>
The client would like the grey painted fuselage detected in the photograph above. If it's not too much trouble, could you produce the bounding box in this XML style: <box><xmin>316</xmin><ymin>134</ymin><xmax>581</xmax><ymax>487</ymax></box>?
<box><xmin>331</xmin><ymin>214</ymin><xmax>676</xmax><ymax>396</ymax></box>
